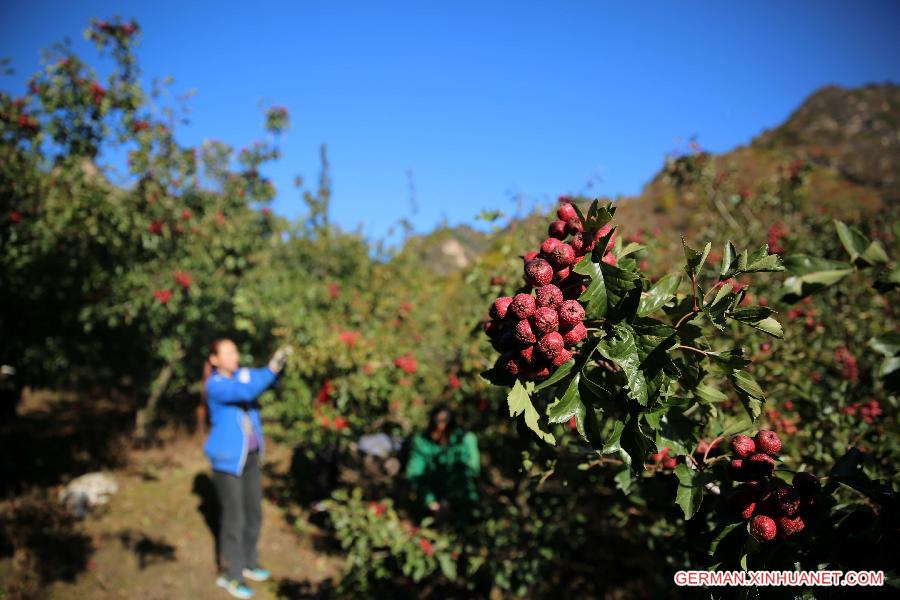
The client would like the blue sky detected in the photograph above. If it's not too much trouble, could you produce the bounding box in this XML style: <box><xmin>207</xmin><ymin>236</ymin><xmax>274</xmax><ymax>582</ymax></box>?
<box><xmin>2</xmin><ymin>1</ymin><xmax>899</xmax><ymax>242</ymax></box>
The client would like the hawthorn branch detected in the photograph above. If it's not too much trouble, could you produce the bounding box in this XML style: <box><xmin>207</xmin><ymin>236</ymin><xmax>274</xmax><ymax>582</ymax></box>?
<box><xmin>677</xmin><ymin>344</ymin><xmax>709</xmax><ymax>357</ymax></box>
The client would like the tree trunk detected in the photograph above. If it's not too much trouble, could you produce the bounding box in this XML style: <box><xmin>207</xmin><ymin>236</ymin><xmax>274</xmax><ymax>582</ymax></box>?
<box><xmin>134</xmin><ymin>356</ymin><xmax>179</xmax><ymax>443</ymax></box>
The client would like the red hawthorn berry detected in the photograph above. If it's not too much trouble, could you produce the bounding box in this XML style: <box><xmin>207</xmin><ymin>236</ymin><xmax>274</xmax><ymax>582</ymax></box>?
<box><xmin>338</xmin><ymin>331</ymin><xmax>361</xmax><ymax>347</ymax></box>
<box><xmin>132</xmin><ymin>120</ymin><xmax>150</xmax><ymax>133</ymax></box>
<box><xmin>525</xmin><ymin>258</ymin><xmax>554</xmax><ymax>287</ymax></box>
<box><xmin>418</xmin><ymin>538</ymin><xmax>434</xmax><ymax>557</ymax></box>
<box><xmin>261</xmin><ymin>207</ymin><xmax>273</xmax><ymax>216</ymax></box>
<box><xmin>557</xmin><ymin>202</ymin><xmax>577</xmax><ymax>222</ymax></box>
<box><xmin>519</xmin><ymin>344</ymin><xmax>536</xmax><ymax>364</ymax></box>
<box><xmin>328</xmin><ymin>282</ymin><xmax>340</xmax><ymax>300</ymax></box>
<box><xmin>334</xmin><ymin>416</ymin><xmax>348</xmax><ymax>430</ymax></box>
<box><xmin>730</xmin><ymin>483</ymin><xmax>760</xmax><ymax>520</ymax></box>
<box><xmin>448</xmin><ymin>374</ymin><xmax>461</xmax><ymax>389</ymax></box>
<box><xmin>537</xmin><ymin>332</ymin><xmax>565</xmax><ymax>358</ymax></box>
<box><xmin>775</xmin><ymin>487</ymin><xmax>801</xmax><ymax>516</ymax></box>
<box><xmin>760</xmin><ymin>343</ymin><xmax>771</xmax><ymax>352</ymax></box>
<box><xmin>568</xmin><ymin>416</ymin><xmax>577</xmax><ymax>431</ymax></box>
<box><xmin>758</xmin><ymin>297</ymin><xmax>768</xmax><ymax>306</ymax></box>
<box><xmin>554</xmin><ymin>267</ymin><xmax>571</xmax><ymax>283</ymax></box>
<box><xmin>749</xmin><ymin>515</ymin><xmax>777</xmax><ymax>542</ymax></box>
<box><xmin>490</xmin><ymin>296</ymin><xmax>513</xmax><ymax>320</ymax></box>
<box><xmin>531</xmin><ymin>307</ymin><xmax>559</xmax><ymax>335</ymax></box>
<box><xmin>562</xmin><ymin>322</ymin><xmax>587</xmax><ymax>347</ymax></box>
<box><xmin>510</xmin><ymin>293</ymin><xmax>537</xmax><ymax>320</ymax></box>
<box><xmin>122</xmin><ymin>22</ymin><xmax>137</xmax><ymax>35</ymax></box>
<box><xmin>531</xmin><ymin>365</ymin><xmax>551</xmax><ymax>380</ymax></box>
<box><xmin>535</xmin><ymin>284</ymin><xmax>563</xmax><ymax>309</ymax></box>
<box><xmin>783</xmin><ymin>400</ymin><xmax>794</xmax><ymax>411</ymax></box>
<box><xmin>565</xmin><ymin>217</ymin><xmax>583</xmax><ymax>235</ymax></box>
<box><xmin>809</xmin><ymin>371</ymin><xmax>822</xmax><ymax>384</ymax></box>
<box><xmin>730</xmin><ymin>435</ymin><xmax>756</xmax><ymax>458</ymax></box>
<box><xmin>369</xmin><ymin>501</ymin><xmax>386</xmax><ymax>517</ymax></box>
<box><xmin>651</xmin><ymin>447</ymin><xmax>670</xmax><ymax>462</ymax></box>
<box><xmin>745</xmin><ymin>453</ymin><xmax>776</xmax><ymax>477</ymax></box>
<box><xmin>548</xmin><ymin>243</ymin><xmax>576</xmax><ymax>269</ymax></box>
<box><xmin>776</xmin><ymin>515</ymin><xmax>805</xmax><ymax>538</ymax></box>
<box><xmin>571</xmin><ymin>232</ymin><xmax>595</xmax><ymax>256</ymax></box>
<box><xmin>523</xmin><ymin>250</ymin><xmax>540</xmax><ymax>262</ymax></box>
<box><xmin>541</xmin><ymin>237</ymin><xmax>562</xmax><ymax>256</ymax></box>
<box><xmin>148</xmin><ymin>220</ymin><xmax>164</xmax><ymax>235</ymax></box>
<box><xmin>215</xmin><ymin>211</ymin><xmax>227</xmax><ymax>225</ymax></box>
<box><xmin>173</xmin><ymin>271</ymin><xmax>192</xmax><ymax>289</ymax></box>
<box><xmin>320</xmin><ymin>416</ymin><xmax>331</xmax><ymax>428</ymax></box>
<box><xmin>316</xmin><ymin>380</ymin><xmax>334</xmax><ymax>405</ymax></box>
<box><xmin>500</xmin><ymin>354</ymin><xmax>521</xmax><ymax>376</ymax></box>
<box><xmin>483</xmin><ymin>319</ymin><xmax>502</xmax><ymax>339</ymax></box>
<box><xmin>9</xmin><ymin>210</ymin><xmax>22</xmax><ymax>224</ymax></box>
<box><xmin>558</xmin><ymin>300</ymin><xmax>585</xmax><ymax>328</ymax></box>
<box><xmin>153</xmin><ymin>289</ymin><xmax>172</xmax><ymax>304</ymax></box>
<box><xmin>514</xmin><ymin>319</ymin><xmax>537</xmax><ymax>344</ymax></box>
<box><xmin>754</xmin><ymin>430</ymin><xmax>781</xmax><ymax>456</ymax></box>
<box><xmin>662</xmin><ymin>457</ymin><xmax>677</xmax><ymax>469</ymax></box>
<box><xmin>181</xmin><ymin>209</ymin><xmax>193</xmax><ymax>220</ymax></box>
<box><xmin>550</xmin><ymin>348</ymin><xmax>572</xmax><ymax>366</ymax></box>
<box><xmin>548</xmin><ymin>220</ymin><xmax>568</xmax><ymax>239</ymax></box>
<box><xmin>730</xmin><ymin>459</ymin><xmax>746</xmax><ymax>480</ymax></box>
<box><xmin>792</xmin><ymin>472</ymin><xmax>821</xmax><ymax>496</ymax></box>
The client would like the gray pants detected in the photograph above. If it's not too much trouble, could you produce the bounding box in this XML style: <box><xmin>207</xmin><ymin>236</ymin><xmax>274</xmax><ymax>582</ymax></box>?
<box><xmin>212</xmin><ymin>451</ymin><xmax>262</xmax><ymax>582</ymax></box>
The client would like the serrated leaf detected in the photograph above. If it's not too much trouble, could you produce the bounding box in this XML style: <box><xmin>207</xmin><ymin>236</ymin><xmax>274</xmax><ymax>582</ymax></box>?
<box><xmin>742</xmin><ymin>244</ymin><xmax>784</xmax><ymax>273</ymax></box>
<box><xmin>706</xmin><ymin>347</ymin><xmax>752</xmax><ymax>369</ymax></box>
<box><xmin>682</xmin><ymin>238</ymin><xmax>712</xmax><ymax>276</ymax></box>
<box><xmin>730</xmin><ymin>370</ymin><xmax>765</xmax><ymax>421</ymax></box>
<box><xmin>619</xmin><ymin>242</ymin><xmax>645</xmax><ymax>258</ymax></box>
<box><xmin>694</xmin><ymin>383</ymin><xmax>728</xmax><ymax>403</ymax></box>
<box><xmin>781</xmin><ymin>254</ymin><xmax>854</xmax><ymax>302</ymax></box>
<box><xmin>835</xmin><ymin>220</ymin><xmax>870</xmax><ymax>263</ymax></box>
<box><xmin>600</xmin><ymin>261</ymin><xmax>642</xmax><ymax>322</ymax></box>
<box><xmin>638</xmin><ymin>272</ymin><xmax>682</xmax><ymax>316</ymax></box>
<box><xmin>730</xmin><ymin>307</ymin><xmax>783</xmax><ymax>338</ymax></box>
<box><xmin>862</xmin><ymin>241</ymin><xmax>889</xmax><ymax>264</ymax></box>
<box><xmin>507</xmin><ymin>380</ymin><xmax>556</xmax><ymax>445</ymax></box>
<box><xmin>674</xmin><ymin>464</ymin><xmax>704</xmax><ymax>519</ymax></box>
<box><xmin>533</xmin><ymin>357</ymin><xmax>575</xmax><ymax>391</ymax></box>
<box><xmin>546</xmin><ymin>373</ymin><xmax>583</xmax><ymax>425</ymax></box>
<box><xmin>597</xmin><ymin>323</ymin><xmax>648</xmax><ymax>405</ymax></box>
<box><xmin>720</xmin><ymin>241</ymin><xmax>738</xmax><ymax>277</ymax></box>
<box><xmin>574</xmin><ymin>254</ymin><xmax>607</xmax><ymax>318</ymax></box>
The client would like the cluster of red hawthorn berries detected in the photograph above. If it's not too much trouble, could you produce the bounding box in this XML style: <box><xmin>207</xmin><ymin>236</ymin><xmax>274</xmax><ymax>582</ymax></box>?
<box><xmin>833</xmin><ymin>346</ymin><xmax>860</xmax><ymax>382</ymax></box>
<box><xmin>728</xmin><ymin>431</ymin><xmax>821</xmax><ymax>543</ymax></box>
<box><xmin>485</xmin><ymin>201</ymin><xmax>615</xmax><ymax>380</ymax></box>
<box><xmin>841</xmin><ymin>400</ymin><xmax>882</xmax><ymax>424</ymax></box>
<box><xmin>767</xmin><ymin>223</ymin><xmax>789</xmax><ymax>254</ymax></box>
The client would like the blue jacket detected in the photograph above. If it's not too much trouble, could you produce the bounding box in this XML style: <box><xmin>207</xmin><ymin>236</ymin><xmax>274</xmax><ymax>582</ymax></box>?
<box><xmin>203</xmin><ymin>366</ymin><xmax>277</xmax><ymax>475</ymax></box>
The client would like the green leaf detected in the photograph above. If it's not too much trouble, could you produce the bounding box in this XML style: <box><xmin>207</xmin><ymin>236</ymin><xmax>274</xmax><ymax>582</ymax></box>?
<box><xmin>835</xmin><ymin>220</ymin><xmax>870</xmax><ymax>263</ymax></box>
<box><xmin>574</xmin><ymin>255</ymin><xmax>607</xmax><ymax>318</ymax></box>
<box><xmin>438</xmin><ymin>553</ymin><xmax>457</xmax><ymax>580</ymax></box>
<box><xmin>619</xmin><ymin>242</ymin><xmax>645</xmax><ymax>258</ymax></box>
<box><xmin>674</xmin><ymin>464</ymin><xmax>704</xmax><ymax>520</ymax></box>
<box><xmin>729</xmin><ymin>370</ymin><xmax>765</xmax><ymax>420</ymax></box>
<box><xmin>781</xmin><ymin>254</ymin><xmax>854</xmax><ymax>302</ymax></box>
<box><xmin>533</xmin><ymin>357</ymin><xmax>575</xmax><ymax>391</ymax></box>
<box><xmin>706</xmin><ymin>347</ymin><xmax>752</xmax><ymax>369</ymax></box>
<box><xmin>507</xmin><ymin>380</ymin><xmax>556</xmax><ymax>445</ymax></box>
<box><xmin>597</xmin><ymin>323</ymin><xmax>648</xmax><ymax>405</ymax></box>
<box><xmin>600</xmin><ymin>261</ymin><xmax>642</xmax><ymax>322</ymax></box>
<box><xmin>655</xmin><ymin>408</ymin><xmax>698</xmax><ymax>456</ymax></box>
<box><xmin>861</xmin><ymin>241</ymin><xmax>889</xmax><ymax>265</ymax></box>
<box><xmin>720</xmin><ymin>241</ymin><xmax>738</xmax><ymax>277</ymax></box>
<box><xmin>694</xmin><ymin>383</ymin><xmax>728</xmax><ymax>404</ymax></box>
<box><xmin>546</xmin><ymin>373</ymin><xmax>584</xmax><ymax>425</ymax></box>
<box><xmin>682</xmin><ymin>238</ymin><xmax>711</xmax><ymax>276</ymax></box>
<box><xmin>638</xmin><ymin>272</ymin><xmax>682</xmax><ymax>316</ymax></box>
<box><xmin>730</xmin><ymin>307</ymin><xmax>783</xmax><ymax>338</ymax></box>
<box><xmin>873</xmin><ymin>265</ymin><xmax>900</xmax><ymax>293</ymax></box>
<box><xmin>742</xmin><ymin>244</ymin><xmax>784</xmax><ymax>273</ymax></box>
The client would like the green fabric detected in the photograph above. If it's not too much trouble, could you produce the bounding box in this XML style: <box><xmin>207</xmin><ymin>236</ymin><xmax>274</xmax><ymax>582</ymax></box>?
<box><xmin>406</xmin><ymin>430</ymin><xmax>480</xmax><ymax>508</ymax></box>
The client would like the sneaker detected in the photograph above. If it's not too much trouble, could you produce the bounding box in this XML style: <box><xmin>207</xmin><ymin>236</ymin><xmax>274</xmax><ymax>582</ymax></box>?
<box><xmin>242</xmin><ymin>567</ymin><xmax>271</xmax><ymax>582</ymax></box>
<box><xmin>216</xmin><ymin>576</ymin><xmax>254</xmax><ymax>599</ymax></box>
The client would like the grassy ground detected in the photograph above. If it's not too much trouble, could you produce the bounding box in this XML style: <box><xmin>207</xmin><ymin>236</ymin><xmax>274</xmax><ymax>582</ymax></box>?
<box><xmin>1</xmin><ymin>392</ymin><xmax>341</xmax><ymax>600</ymax></box>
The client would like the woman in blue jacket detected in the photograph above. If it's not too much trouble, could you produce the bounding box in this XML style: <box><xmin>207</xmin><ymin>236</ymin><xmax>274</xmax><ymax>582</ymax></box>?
<box><xmin>203</xmin><ymin>338</ymin><xmax>291</xmax><ymax>599</ymax></box>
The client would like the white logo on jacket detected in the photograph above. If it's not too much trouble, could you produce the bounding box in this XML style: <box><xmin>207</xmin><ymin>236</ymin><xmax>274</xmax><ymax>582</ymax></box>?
<box><xmin>238</xmin><ymin>368</ymin><xmax>250</xmax><ymax>383</ymax></box>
